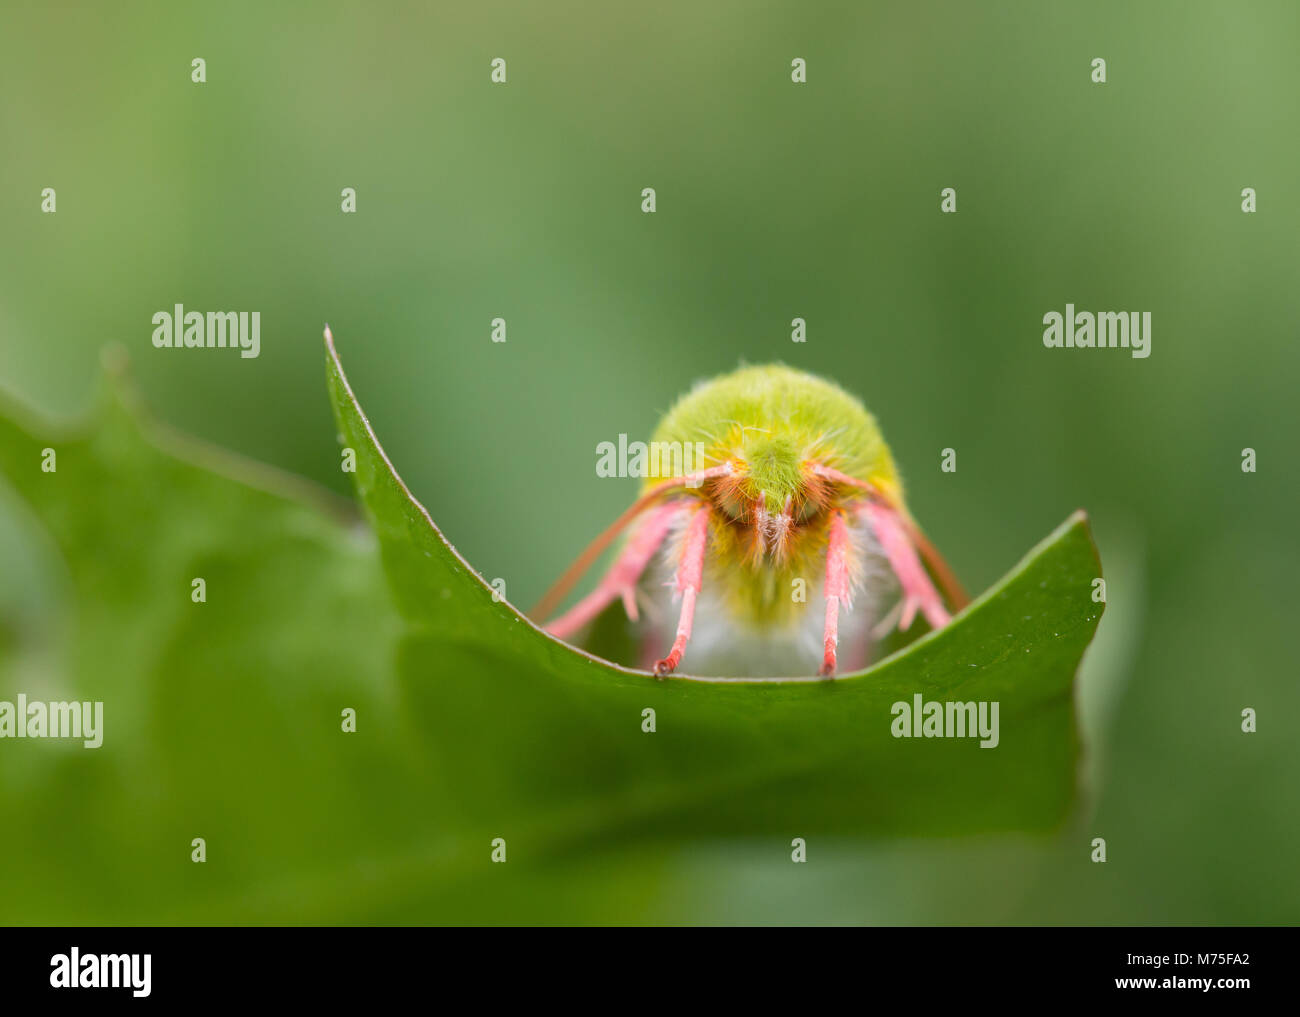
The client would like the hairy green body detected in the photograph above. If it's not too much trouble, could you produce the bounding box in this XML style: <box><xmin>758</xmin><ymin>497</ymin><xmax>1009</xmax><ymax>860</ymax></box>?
<box><xmin>643</xmin><ymin>364</ymin><xmax>901</xmax><ymax>629</ymax></box>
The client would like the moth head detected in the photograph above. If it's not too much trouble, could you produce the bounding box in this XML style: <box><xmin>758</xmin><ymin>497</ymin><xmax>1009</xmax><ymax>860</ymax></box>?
<box><xmin>704</xmin><ymin>439</ymin><xmax>859</xmax><ymax>565</ymax></box>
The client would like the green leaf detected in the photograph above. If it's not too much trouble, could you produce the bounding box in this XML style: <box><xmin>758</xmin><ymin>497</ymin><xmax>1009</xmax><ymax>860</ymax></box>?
<box><xmin>0</xmin><ymin>340</ymin><xmax>1103</xmax><ymax>924</ymax></box>
<box><xmin>324</xmin><ymin>330</ymin><xmax>1104</xmax><ymax>837</ymax></box>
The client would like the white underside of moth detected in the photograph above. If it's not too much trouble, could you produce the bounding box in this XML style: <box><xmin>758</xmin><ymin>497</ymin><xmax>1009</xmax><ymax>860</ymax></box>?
<box><xmin>636</xmin><ymin>510</ymin><xmax>894</xmax><ymax>677</ymax></box>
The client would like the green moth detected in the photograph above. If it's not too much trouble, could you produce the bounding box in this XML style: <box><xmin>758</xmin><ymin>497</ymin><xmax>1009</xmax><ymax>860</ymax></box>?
<box><xmin>533</xmin><ymin>364</ymin><xmax>967</xmax><ymax>677</ymax></box>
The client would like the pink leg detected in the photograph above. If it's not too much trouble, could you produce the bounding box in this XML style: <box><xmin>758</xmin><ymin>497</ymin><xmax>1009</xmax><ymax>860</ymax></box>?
<box><xmin>820</xmin><ymin>510</ymin><xmax>852</xmax><ymax>676</ymax></box>
<box><xmin>654</xmin><ymin>503</ymin><xmax>711</xmax><ymax>675</ymax></box>
<box><xmin>546</xmin><ymin>501</ymin><xmax>683</xmax><ymax>640</ymax></box>
<box><xmin>532</xmin><ymin>462</ymin><xmax>734</xmax><ymax>624</ymax></box>
<box><xmin>860</xmin><ymin>501</ymin><xmax>950</xmax><ymax>631</ymax></box>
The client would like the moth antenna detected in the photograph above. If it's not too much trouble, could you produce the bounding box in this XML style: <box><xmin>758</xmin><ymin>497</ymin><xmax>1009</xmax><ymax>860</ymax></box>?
<box><xmin>810</xmin><ymin>462</ymin><xmax>874</xmax><ymax>491</ymax></box>
<box><xmin>654</xmin><ymin>503</ymin><xmax>711</xmax><ymax>676</ymax></box>
<box><xmin>902</xmin><ymin>516</ymin><xmax>970</xmax><ymax>611</ymax></box>
<box><xmin>531</xmin><ymin>463</ymin><xmax>732</xmax><ymax>623</ymax></box>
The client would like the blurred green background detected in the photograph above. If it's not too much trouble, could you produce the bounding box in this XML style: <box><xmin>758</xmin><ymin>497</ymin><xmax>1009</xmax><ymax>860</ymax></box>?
<box><xmin>1</xmin><ymin>0</ymin><xmax>1297</xmax><ymax>923</ymax></box>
